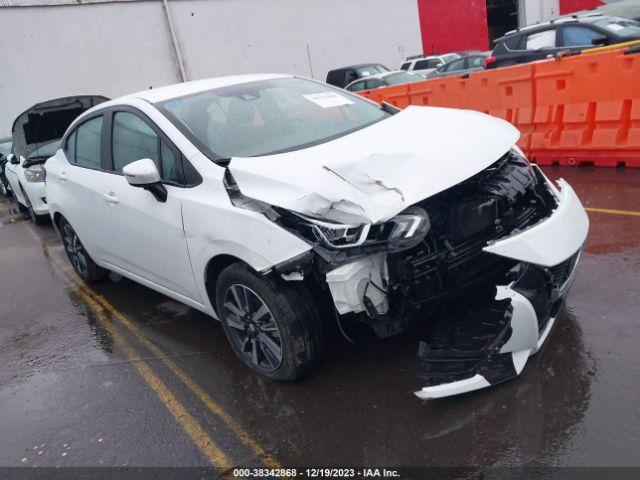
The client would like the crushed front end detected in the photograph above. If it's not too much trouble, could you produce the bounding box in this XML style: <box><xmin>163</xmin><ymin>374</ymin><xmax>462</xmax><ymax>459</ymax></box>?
<box><xmin>228</xmin><ymin>149</ymin><xmax>589</xmax><ymax>399</ymax></box>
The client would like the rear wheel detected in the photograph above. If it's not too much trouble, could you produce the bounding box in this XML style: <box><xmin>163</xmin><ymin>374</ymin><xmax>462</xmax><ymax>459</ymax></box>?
<box><xmin>215</xmin><ymin>263</ymin><xmax>324</xmax><ymax>381</ymax></box>
<box><xmin>59</xmin><ymin>217</ymin><xmax>109</xmax><ymax>282</ymax></box>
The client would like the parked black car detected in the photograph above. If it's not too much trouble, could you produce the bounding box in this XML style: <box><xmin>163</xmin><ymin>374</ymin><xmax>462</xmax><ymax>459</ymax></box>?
<box><xmin>0</xmin><ymin>137</ymin><xmax>13</xmax><ymax>197</ymax></box>
<box><xmin>486</xmin><ymin>13</ymin><xmax>640</xmax><ymax>69</ymax></box>
<box><xmin>427</xmin><ymin>52</ymin><xmax>490</xmax><ymax>79</ymax></box>
<box><xmin>326</xmin><ymin>63</ymin><xmax>390</xmax><ymax>88</ymax></box>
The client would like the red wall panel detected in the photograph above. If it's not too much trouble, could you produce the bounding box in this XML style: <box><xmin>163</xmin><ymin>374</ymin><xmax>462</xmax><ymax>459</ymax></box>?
<box><xmin>559</xmin><ymin>0</ymin><xmax>605</xmax><ymax>15</ymax></box>
<box><xmin>417</xmin><ymin>0</ymin><xmax>489</xmax><ymax>55</ymax></box>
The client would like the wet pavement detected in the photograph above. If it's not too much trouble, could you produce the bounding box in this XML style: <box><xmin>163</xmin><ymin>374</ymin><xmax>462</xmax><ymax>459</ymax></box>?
<box><xmin>0</xmin><ymin>166</ymin><xmax>639</xmax><ymax>470</ymax></box>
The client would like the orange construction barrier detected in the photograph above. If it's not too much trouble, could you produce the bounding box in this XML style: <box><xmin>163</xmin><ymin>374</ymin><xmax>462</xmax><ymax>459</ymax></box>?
<box><xmin>360</xmin><ymin>45</ymin><xmax>640</xmax><ymax>167</ymax></box>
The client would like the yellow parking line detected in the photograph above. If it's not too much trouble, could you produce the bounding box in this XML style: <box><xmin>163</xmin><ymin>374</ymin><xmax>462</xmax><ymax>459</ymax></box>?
<box><xmin>585</xmin><ymin>207</ymin><xmax>640</xmax><ymax>217</ymax></box>
<box><xmin>48</xmin><ymin>260</ymin><xmax>231</xmax><ymax>469</ymax></box>
<box><xmin>1</xmin><ymin>204</ymin><xmax>281</xmax><ymax>469</ymax></box>
<box><xmin>50</xmin><ymin>250</ymin><xmax>282</xmax><ymax>469</ymax></box>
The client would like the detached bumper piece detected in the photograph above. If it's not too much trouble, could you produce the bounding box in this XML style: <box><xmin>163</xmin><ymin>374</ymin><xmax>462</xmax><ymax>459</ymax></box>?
<box><xmin>414</xmin><ymin>252</ymin><xmax>580</xmax><ymax>400</ymax></box>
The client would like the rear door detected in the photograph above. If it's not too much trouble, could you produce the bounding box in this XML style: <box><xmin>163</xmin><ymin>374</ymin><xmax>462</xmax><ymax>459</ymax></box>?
<box><xmin>54</xmin><ymin>114</ymin><xmax>113</xmax><ymax>262</ymax></box>
<box><xmin>99</xmin><ymin>107</ymin><xmax>201</xmax><ymax>302</ymax></box>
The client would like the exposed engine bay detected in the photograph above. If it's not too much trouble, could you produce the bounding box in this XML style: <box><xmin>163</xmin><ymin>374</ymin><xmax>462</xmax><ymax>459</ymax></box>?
<box><xmin>225</xmin><ymin>147</ymin><xmax>588</xmax><ymax>398</ymax></box>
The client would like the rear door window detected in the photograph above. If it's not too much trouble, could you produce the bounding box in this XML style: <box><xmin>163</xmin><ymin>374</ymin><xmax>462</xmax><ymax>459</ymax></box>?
<box><xmin>365</xmin><ymin>78</ymin><xmax>384</xmax><ymax>89</ymax></box>
<box><xmin>71</xmin><ymin>116</ymin><xmax>103</xmax><ymax>169</ymax></box>
<box><xmin>444</xmin><ymin>58</ymin><xmax>466</xmax><ymax>72</ymax></box>
<box><xmin>469</xmin><ymin>56</ymin><xmax>486</xmax><ymax>68</ymax></box>
<box><xmin>347</xmin><ymin>80</ymin><xmax>367</xmax><ymax>92</ymax></box>
<box><xmin>400</xmin><ymin>62</ymin><xmax>411</xmax><ymax>71</ymax></box>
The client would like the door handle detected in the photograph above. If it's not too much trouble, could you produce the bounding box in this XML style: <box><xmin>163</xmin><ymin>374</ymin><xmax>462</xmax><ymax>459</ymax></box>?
<box><xmin>103</xmin><ymin>192</ymin><xmax>119</xmax><ymax>204</ymax></box>
<box><xmin>59</xmin><ymin>171</ymin><xmax>67</xmax><ymax>182</ymax></box>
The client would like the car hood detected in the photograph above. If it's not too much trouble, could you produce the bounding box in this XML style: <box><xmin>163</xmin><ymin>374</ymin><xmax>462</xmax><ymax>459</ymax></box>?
<box><xmin>12</xmin><ymin>95</ymin><xmax>108</xmax><ymax>158</ymax></box>
<box><xmin>228</xmin><ymin>105</ymin><xmax>520</xmax><ymax>224</ymax></box>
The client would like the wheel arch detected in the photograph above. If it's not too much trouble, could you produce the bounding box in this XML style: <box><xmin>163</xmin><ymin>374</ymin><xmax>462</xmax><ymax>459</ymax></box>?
<box><xmin>204</xmin><ymin>254</ymin><xmax>256</xmax><ymax>317</ymax></box>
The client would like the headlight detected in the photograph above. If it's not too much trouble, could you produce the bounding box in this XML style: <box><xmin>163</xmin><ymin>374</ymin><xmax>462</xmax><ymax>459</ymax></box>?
<box><xmin>286</xmin><ymin>206</ymin><xmax>430</xmax><ymax>251</ymax></box>
<box><xmin>295</xmin><ymin>214</ymin><xmax>371</xmax><ymax>249</ymax></box>
<box><xmin>24</xmin><ymin>165</ymin><xmax>46</xmax><ymax>183</ymax></box>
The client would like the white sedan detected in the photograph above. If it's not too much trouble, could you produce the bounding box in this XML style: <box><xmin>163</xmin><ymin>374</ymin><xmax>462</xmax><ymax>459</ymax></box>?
<box><xmin>45</xmin><ymin>74</ymin><xmax>588</xmax><ymax>398</ymax></box>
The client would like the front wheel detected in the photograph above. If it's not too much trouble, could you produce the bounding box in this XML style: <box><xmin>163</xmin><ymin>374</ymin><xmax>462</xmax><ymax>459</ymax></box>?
<box><xmin>19</xmin><ymin>184</ymin><xmax>47</xmax><ymax>225</ymax></box>
<box><xmin>59</xmin><ymin>217</ymin><xmax>109</xmax><ymax>283</ymax></box>
<box><xmin>215</xmin><ymin>263</ymin><xmax>324</xmax><ymax>381</ymax></box>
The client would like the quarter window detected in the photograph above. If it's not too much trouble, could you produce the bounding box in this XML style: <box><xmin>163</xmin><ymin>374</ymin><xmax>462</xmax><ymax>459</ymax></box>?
<box><xmin>526</xmin><ymin>29</ymin><xmax>557</xmax><ymax>49</ymax></box>
<box><xmin>72</xmin><ymin>116</ymin><xmax>103</xmax><ymax>169</ymax></box>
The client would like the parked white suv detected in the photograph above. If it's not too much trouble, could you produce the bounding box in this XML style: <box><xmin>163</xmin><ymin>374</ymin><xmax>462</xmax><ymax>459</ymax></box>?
<box><xmin>46</xmin><ymin>74</ymin><xmax>588</xmax><ymax>399</ymax></box>
<box><xmin>400</xmin><ymin>53</ymin><xmax>461</xmax><ymax>77</ymax></box>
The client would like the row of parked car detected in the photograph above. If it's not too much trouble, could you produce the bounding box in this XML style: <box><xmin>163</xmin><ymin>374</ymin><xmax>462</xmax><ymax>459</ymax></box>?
<box><xmin>325</xmin><ymin>12</ymin><xmax>640</xmax><ymax>93</ymax></box>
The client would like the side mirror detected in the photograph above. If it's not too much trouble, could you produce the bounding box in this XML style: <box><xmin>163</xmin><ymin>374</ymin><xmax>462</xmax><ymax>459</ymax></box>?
<box><xmin>122</xmin><ymin>158</ymin><xmax>167</xmax><ymax>202</ymax></box>
<box><xmin>8</xmin><ymin>154</ymin><xmax>19</xmax><ymax>165</ymax></box>
<box><xmin>436</xmin><ymin>62</ymin><xmax>444</xmax><ymax>68</ymax></box>
<box><xmin>591</xmin><ymin>37</ymin><xmax>610</xmax><ymax>46</ymax></box>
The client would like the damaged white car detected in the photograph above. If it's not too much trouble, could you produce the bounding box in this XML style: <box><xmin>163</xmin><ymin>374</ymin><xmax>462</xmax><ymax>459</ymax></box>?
<box><xmin>45</xmin><ymin>75</ymin><xmax>589</xmax><ymax>398</ymax></box>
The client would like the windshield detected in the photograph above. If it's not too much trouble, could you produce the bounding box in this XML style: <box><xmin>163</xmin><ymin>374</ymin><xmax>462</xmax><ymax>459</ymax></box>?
<box><xmin>157</xmin><ymin>77</ymin><xmax>389</xmax><ymax>158</ymax></box>
<box><xmin>0</xmin><ymin>140</ymin><xmax>11</xmax><ymax>157</ymax></box>
<box><xmin>595</xmin><ymin>17</ymin><xmax>640</xmax><ymax>37</ymax></box>
<box><xmin>384</xmin><ymin>72</ymin><xmax>422</xmax><ymax>86</ymax></box>
<box><xmin>355</xmin><ymin>64</ymin><xmax>389</xmax><ymax>77</ymax></box>
<box><xmin>27</xmin><ymin>139</ymin><xmax>60</xmax><ymax>160</ymax></box>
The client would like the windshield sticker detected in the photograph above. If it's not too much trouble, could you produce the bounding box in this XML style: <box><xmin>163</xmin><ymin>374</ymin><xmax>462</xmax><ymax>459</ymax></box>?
<box><xmin>303</xmin><ymin>92</ymin><xmax>355</xmax><ymax>108</ymax></box>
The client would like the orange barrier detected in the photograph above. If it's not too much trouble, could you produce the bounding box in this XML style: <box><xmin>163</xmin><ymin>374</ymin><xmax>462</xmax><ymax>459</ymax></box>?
<box><xmin>360</xmin><ymin>46</ymin><xmax>640</xmax><ymax>167</ymax></box>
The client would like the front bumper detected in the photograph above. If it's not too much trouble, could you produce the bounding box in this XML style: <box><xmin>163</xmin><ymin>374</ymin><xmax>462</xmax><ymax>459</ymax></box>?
<box><xmin>23</xmin><ymin>181</ymin><xmax>48</xmax><ymax>215</ymax></box>
<box><xmin>415</xmin><ymin>179</ymin><xmax>588</xmax><ymax>399</ymax></box>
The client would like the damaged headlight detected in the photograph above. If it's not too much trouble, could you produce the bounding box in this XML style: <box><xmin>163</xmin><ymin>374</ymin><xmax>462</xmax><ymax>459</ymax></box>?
<box><xmin>294</xmin><ymin>214</ymin><xmax>371</xmax><ymax>249</ymax></box>
<box><xmin>287</xmin><ymin>206</ymin><xmax>430</xmax><ymax>251</ymax></box>
<box><xmin>383</xmin><ymin>207</ymin><xmax>431</xmax><ymax>252</ymax></box>
<box><xmin>24</xmin><ymin>165</ymin><xmax>46</xmax><ymax>183</ymax></box>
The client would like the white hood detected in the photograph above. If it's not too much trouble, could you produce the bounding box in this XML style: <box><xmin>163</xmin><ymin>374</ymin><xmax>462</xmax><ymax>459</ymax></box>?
<box><xmin>228</xmin><ymin>106</ymin><xmax>520</xmax><ymax>224</ymax></box>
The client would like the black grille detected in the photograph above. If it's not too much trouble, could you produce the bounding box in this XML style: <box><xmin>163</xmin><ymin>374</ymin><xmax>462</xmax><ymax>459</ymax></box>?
<box><xmin>548</xmin><ymin>251</ymin><xmax>580</xmax><ymax>290</ymax></box>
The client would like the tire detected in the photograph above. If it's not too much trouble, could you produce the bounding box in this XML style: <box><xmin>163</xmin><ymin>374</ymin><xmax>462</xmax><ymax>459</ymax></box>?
<box><xmin>215</xmin><ymin>263</ymin><xmax>324</xmax><ymax>382</ymax></box>
<box><xmin>0</xmin><ymin>178</ymin><xmax>10</xmax><ymax>198</ymax></box>
<box><xmin>59</xmin><ymin>217</ymin><xmax>109</xmax><ymax>283</ymax></box>
<box><xmin>19</xmin><ymin>184</ymin><xmax>47</xmax><ymax>225</ymax></box>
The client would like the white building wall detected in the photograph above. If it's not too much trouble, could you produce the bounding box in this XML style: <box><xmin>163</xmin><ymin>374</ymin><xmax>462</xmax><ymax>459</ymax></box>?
<box><xmin>519</xmin><ymin>0</ymin><xmax>560</xmax><ymax>27</ymax></box>
<box><xmin>0</xmin><ymin>0</ymin><xmax>422</xmax><ymax>137</ymax></box>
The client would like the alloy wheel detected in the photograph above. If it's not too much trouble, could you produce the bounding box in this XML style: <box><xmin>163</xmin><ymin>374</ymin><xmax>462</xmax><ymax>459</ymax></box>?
<box><xmin>62</xmin><ymin>223</ymin><xmax>88</xmax><ymax>277</ymax></box>
<box><xmin>223</xmin><ymin>284</ymin><xmax>283</xmax><ymax>371</ymax></box>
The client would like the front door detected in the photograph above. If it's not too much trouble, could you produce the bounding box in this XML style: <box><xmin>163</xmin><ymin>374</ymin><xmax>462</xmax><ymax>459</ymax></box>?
<box><xmin>100</xmin><ymin>109</ymin><xmax>201</xmax><ymax>302</ymax></box>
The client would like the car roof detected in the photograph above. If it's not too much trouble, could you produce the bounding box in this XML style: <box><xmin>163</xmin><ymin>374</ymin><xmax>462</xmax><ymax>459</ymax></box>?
<box><xmin>496</xmin><ymin>12</ymin><xmax>612</xmax><ymax>42</ymax></box>
<box><xmin>328</xmin><ymin>63</ymin><xmax>385</xmax><ymax>73</ymax></box>
<box><xmin>124</xmin><ymin>73</ymin><xmax>291</xmax><ymax>104</ymax></box>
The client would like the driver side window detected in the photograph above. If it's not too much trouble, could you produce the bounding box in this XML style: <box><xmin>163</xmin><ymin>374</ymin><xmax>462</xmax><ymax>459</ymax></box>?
<box><xmin>111</xmin><ymin>111</ymin><xmax>183</xmax><ymax>184</ymax></box>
